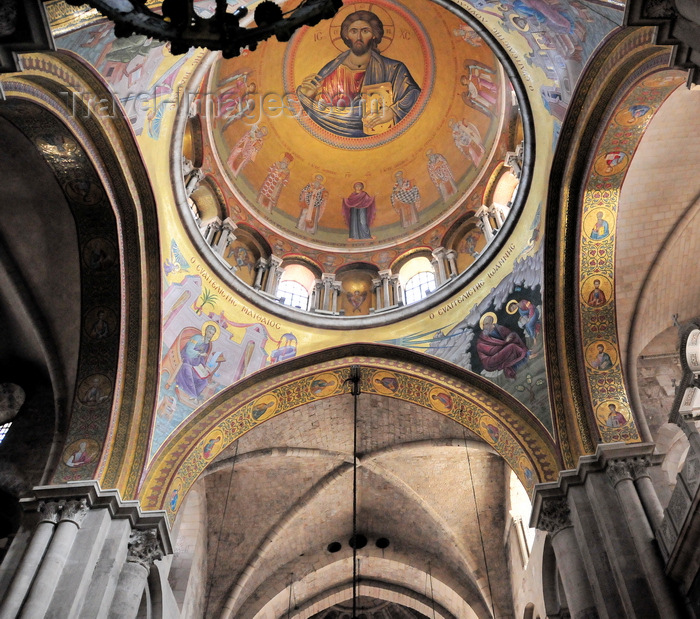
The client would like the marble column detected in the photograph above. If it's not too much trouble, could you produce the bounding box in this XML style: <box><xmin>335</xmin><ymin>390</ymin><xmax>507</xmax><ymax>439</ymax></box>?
<box><xmin>628</xmin><ymin>456</ymin><xmax>664</xmax><ymax>531</ymax></box>
<box><xmin>253</xmin><ymin>258</ymin><xmax>268</xmax><ymax>290</ymax></box>
<box><xmin>537</xmin><ymin>497</ymin><xmax>598</xmax><ymax>619</ymax></box>
<box><xmin>390</xmin><ymin>274</ymin><xmax>403</xmax><ymax>306</ymax></box>
<box><xmin>184</xmin><ymin>168</ymin><xmax>204</xmax><ymax>196</ymax></box>
<box><xmin>0</xmin><ymin>502</ymin><xmax>60</xmax><ymax>619</ymax></box>
<box><xmin>489</xmin><ymin>202</ymin><xmax>510</xmax><ymax>228</ymax></box>
<box><xmin>264</xmin><ymin>255</ymin><xmax>284</xmax><ymax>295</ymax></box>
<box><xmin>372</xmin><ymin>277</ymin><xmax>382</xmax><ymax>311</ymax></box>
<box><xmin>203</xmin><ymin>217</ymin><xmax>222</xmax><ymax>245</ymax></box>
<box><xmin>108</xmin><ymin>528</ymin><xmax>164</xmax><ymax>619</ymax></box>
<box><xmin>504</xmin><ymin>149</ymin><xmax>522</xmax><ymax>178</ymax></box>
<box><xmin>379</xmin><ymin>270</ymin><xmax>392</xmax><ymax>308</ymax></box>
<box><xmin>20</xmin><ymin>499</ymin><xmax>89</xmax><ymax>618</ymax></box>
<box><xmin>309</xmin><ymin>279</ymin><xmax>322</xmax><ymax>311</ymax></box>
<box><xmin>320</xmin><ymin>274</ymin><xmax>335</xmax><ymax>312</ymax></box>
<box><xmin>213</xmin><ymin>218</ymin><xmax>237</xmax><ymax>257</ymax></box>
<box><xmin>431</xmin><ymin>248</ymin><xmax>447</xmax><ymax>286</ymax></box>
<box><xmin>445</xmin><ymin>249</ymin><xmax>458</xmax><ymax>278</ymax></box>
<box><xmin>475</xmin><ymin>205</ymin><xmax>495</xmax><ymax>242</ymax></box>
<box><xmin>606</xmin><ymin>459</ymin><xmax>682</xmax><ymax>618</ymax></box>
<box><xmin>331</xmin><ymin>281</ymin><xmax>342</xmax><ymax>314</ymax></box>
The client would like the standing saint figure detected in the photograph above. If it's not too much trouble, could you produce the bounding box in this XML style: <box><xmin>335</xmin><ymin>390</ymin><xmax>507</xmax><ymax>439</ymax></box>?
<box><xmin>449</xmin><ymin>119</ymin><xmax>485</xmax><ymax>166</ymax></box>
<box><xmin>258</xmin><ymin>153</ymin><xmax>293</xmax><ymax>211</ymax></box>
<box><xmin>342</xmin><ymin>182</ymin><xmax>376</xmax><ymax>240</ymax></box>
<box><xmin>227</xmin><ymin>125</ymin><xmax>267</xmax><ymax>176</ymax></box>
<box><xmin>390</xmin><ymin>170</ymin><xmax>421</xmax><ymax>228</ymax></box>
<box><xmin>461</xmin><ymin>62</ymin><xmax>498</xmax><ymax>116</ymax></box>
<box><xmin>297</xmin><ymin>174</ymin><xmax>328</xmax><ymax>234</ymax></box>
<box><xmin>426</xmin><ymin>149</ymin><xmax>457</xmax><ymax>200</ymax></box>
<box><xmin>296</xmin><ymin>10</ymin><xmax>421</xmax><ymax>137</ymax></box>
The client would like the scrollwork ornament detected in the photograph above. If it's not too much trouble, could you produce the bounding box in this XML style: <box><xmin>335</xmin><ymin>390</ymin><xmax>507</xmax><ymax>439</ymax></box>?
<box><xmin>628</xmin><ymin>456</ymin><xmax>651</xmax><ymax>480</ymax></box>
<box><xmin>606</xmin><ymin>459</ymin><xmax>633</xmax><ymax>486</ymax></box>
<box><xmin>127</xmin><ymin>528</ymin><xmax>163</xmax><ymax>570</ymax></box>
<box><xmin>60</xmin><ymin>498</ymin><xmax>90</xmax><ymax>527</ymax></box>
<box><xmin>537</xmin><ymin>497</ymin><xmax>572</xmax><ymax>535</ymax></box>
<box><xmin>37</xmin><ymin>501</ymin><xmax>61</xmax><ymax>525</ymax></box>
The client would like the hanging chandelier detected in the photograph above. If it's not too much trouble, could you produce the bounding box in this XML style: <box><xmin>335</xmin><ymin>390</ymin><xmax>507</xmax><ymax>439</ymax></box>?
<box><xmin>67</xmin><ymin>0</ymin><xmax>343</xmax><ymax>57</ymax></box>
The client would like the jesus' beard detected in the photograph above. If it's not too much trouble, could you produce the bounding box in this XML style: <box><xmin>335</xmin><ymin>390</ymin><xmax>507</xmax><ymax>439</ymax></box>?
<box><xmin>350</xmin><ymin>40</ymin><xmax>372</xmax><ymax>56</ymax></box>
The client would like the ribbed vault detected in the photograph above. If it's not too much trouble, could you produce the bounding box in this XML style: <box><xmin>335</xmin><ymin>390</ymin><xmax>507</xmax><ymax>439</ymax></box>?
<box><xmin>170</xmin><ymin>391</ymin><xmax>522</xmax><ymax>618</ymax></box>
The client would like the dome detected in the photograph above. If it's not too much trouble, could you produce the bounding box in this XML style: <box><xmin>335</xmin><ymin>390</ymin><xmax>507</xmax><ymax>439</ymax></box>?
<box><xmin>180</xmin><ymin>0</ymin><xmax>530</xmax><ymax>321</ymax></box>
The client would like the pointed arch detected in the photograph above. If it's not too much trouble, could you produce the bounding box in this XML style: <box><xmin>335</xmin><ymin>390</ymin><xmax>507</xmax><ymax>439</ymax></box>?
<box><xmin>139</xmin><ymin>344</ymin><xmax>560</xmax><ymax>516</ymax></box>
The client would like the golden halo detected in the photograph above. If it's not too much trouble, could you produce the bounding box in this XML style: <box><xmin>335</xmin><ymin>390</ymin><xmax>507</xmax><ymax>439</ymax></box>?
<box><xmin>329</xmin><ymin>3</ymin><xmax>395</xmax><ymax>53</ymax></box>
<box><xmin>479</xmin><ymin>312</ymin><xmax>497</xmax><ymax>330</ymax></box>
<box><xmin>201</xmin><ymin>321</ymin><xmax>221</xmax><ymax>341</ymax></box>
<box><xmin>506</xmin><ymin>300</ymin><xmax>519</xmax><ymax>315</ymax></box>
<box><xmin>509</xmin><ymin>14</ymin><xmax>530</xmax><ymax>31</ymax></box>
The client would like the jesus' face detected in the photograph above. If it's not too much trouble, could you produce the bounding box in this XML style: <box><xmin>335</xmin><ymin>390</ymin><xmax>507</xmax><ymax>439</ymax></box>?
<box><xmin>347</xmin><ymin>20</ymin><xmax>375</xmax><ymax>55</ymax></box>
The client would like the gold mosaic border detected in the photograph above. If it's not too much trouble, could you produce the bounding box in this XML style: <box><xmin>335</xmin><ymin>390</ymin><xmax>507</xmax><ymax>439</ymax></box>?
<box><xmin>139</xmin><ymin>352</ymin><xmax>560</xmax><ymax>520</ymax></box>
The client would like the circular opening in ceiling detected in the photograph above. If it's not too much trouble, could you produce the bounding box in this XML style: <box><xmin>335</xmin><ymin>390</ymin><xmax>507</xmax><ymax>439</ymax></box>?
<box><xmin>348</xmin><ymin>533</ymin><xmax>368</xmax><ymax>549</ymax></box>
<box><xmin>375</xmin><ymin>537</ymin><xmax>390</xmax><ymax>549</ymax></box>
<box><xmin>327</xmin><ymin>541</ymin><xmax>342</xmax><ymax>553</ymax></box>
<box><xmin>173</xmin><ymin>0</ymin><xmax>533</xmax><ymax>328</ymax></box>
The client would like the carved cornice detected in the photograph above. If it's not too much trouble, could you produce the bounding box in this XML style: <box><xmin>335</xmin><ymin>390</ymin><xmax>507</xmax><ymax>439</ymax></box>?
<box><xmin>19</xmin><ymin>481</ymin><xmax>172</xmax><ymax>554</ymax></box>
<box><xmin>625</xmin><ymin>0</ymin><xmax>700</xmax><ymax>84</ymax></box>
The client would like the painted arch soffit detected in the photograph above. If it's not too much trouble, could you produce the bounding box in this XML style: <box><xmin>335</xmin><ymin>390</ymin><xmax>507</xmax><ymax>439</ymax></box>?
<box><xmin>576</xmin><ymin>69</ymin><xmax>685</xmax><ymax>445</ymax></box>
<box><xmin>139</xmin><ymin>345</ymin><xmax>560</xmax><ymax>518</ymax></box>
<box><xmin>0</xmin><ymin>51</ymin><xmax>162</xmax><ymax>494</ymax></box>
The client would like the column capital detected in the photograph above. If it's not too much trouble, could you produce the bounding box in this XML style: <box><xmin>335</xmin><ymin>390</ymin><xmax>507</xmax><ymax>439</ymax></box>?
<box><xmin>628</xmin><ymin>455</ymin><xmax>652</xmax><ymax>480</ymax></box>
<box><xmin>221</xmin><ymin>217</ymin><xmax>238</xmax><ymax>233</ymax></box>
<box><xmin>19</xmin><ymin>482</ymin><xmax>172</xmax><ymax>555</ymax></box>
<box><xmin>606</xmin><ymin>459</ymin><xmax>633</xmax><ymax>486</ymax></box>
<box><xmin>60</xmin><ymin>498</ymin><xmax>89</xmax><ymax>527</ymax></box>
<box><xmin>37</xmin><ymin>500</ymin><xmax>61</xmax><ymax>525</ymax></box>
<box><xmin>127</xmin><ymin>528</ymin><xmax>164</xmax><ymax>570</ymax></box>
<box><xmin>536</xmin><ymin>497</ymin><xmax>572</xmax><ymax>536</ymax></box>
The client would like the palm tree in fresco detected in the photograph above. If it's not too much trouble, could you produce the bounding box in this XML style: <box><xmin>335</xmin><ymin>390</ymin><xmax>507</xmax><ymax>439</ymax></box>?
<box><xmin>195</xmin><ymin>288</ymin><xmax>219</xmax><ymax>315</ymax></box>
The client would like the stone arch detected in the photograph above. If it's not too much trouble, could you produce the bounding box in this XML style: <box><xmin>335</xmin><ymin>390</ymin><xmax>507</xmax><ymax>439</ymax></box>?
<box><xmin>0</xmin><ymin>50</ymin><xmax>161</xmax><ymax>497</ymax></box>
<box><xmin>543</xmin><ymin>25</ymin><xmax>684</xmax><ymax>465</ymax></box>
<box><xmin>140</xmin><ymin>343</ymin><xmax>560</xmax><ymax>515</ymax></box>
<box><xmin>254</xmin><ymin>563</ymin><xmax>475</xmax><ymax>619</ymax></box>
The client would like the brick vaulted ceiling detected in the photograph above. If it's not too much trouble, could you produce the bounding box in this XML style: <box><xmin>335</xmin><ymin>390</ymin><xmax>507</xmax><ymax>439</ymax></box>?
<box><xmin>179</xmin><ymin>394</ymin><xmax>515</xmax><ymax>618</ymax></box>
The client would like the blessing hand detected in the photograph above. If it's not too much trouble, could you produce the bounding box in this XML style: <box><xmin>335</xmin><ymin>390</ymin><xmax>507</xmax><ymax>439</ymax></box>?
<box><xmin>299</xmin><ymin>74</ymin><xmax>321</xmax><ymax>98</ymax></box>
